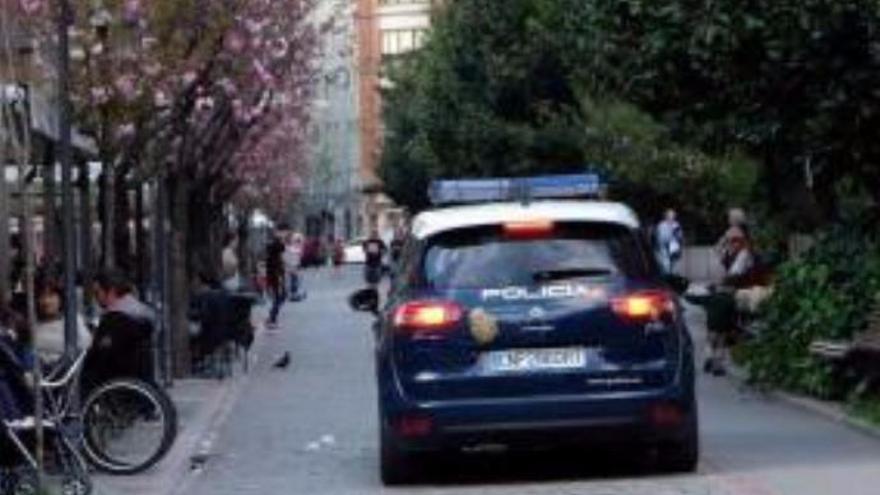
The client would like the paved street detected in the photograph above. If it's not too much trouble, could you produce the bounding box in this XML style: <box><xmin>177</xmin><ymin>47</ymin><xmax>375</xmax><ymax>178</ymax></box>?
<box><xmin>183</xmin><ymin>268</ymin><xmax>880</xmax><ymax>495</ymax></box>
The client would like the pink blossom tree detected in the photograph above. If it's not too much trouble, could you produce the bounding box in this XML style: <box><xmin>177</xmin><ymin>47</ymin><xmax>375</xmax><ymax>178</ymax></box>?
<box><xmin>18</xmin><ymin>0</ymin><xmax>325</xmax><ymax>374</ymax></box>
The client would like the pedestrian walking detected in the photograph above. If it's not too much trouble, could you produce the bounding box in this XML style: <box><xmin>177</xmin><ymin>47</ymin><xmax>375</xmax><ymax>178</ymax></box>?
<box><xmin>362</xmin><ymin>228</ymin><xmax>387</xmax><ymax>287</ymax></box>
<box><xmin>331</xmin><ymin>237</ymin><xmax>344</xmax><ymax>269</ymax></box>
<box><xmin>265</xmin><ymin>228</ymin><xmax>287</xmax><ymax>329</ymax></box>
<box><xmin>284</xmin><ymin>233</ymin><xmax>305</xmax><ymax>302</ymax></box>
<box><xmin>654</xmin><ymin>209</ymin><xmax>684</xmax><ymax>274</ymax></box>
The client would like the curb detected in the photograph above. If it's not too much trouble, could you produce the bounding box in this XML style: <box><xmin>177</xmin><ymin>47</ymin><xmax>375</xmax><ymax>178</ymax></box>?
<box><xmin>727</xmin><ymin>365</ymin><xmax>880</xmax><ymax>442</ymax></box>
<box><xmin>768</xmin><ymin>390</ymin><xmax>880</xmax><ymax>441</ymax></box>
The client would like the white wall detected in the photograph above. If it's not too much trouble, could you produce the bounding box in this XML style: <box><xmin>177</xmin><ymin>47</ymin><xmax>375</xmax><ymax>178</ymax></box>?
<box><xmin>680</xmin><ymin>246</ymin><xmax>726</xmax><ymax>283</ymax></box>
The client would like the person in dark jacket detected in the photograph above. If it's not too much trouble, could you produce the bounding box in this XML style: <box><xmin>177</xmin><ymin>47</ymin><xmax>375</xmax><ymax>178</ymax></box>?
<box><xmin>0</xmin><ymin>305</ymin><xmax>33</xmax><ymax>424</ymax></box>
<box><xmin>362</xmin><ymin>228</ymin><xmax>387</xmax><ymax>287</ymax></box>
<box><xmin>83</xmin><ymin>270</ymin><xmax>155</xmax><ymax>390</ymax></box>
<box><xmin>266</xmin><ymin>229</ymin><xmax>287</xmax><ymax>329</ymax></box>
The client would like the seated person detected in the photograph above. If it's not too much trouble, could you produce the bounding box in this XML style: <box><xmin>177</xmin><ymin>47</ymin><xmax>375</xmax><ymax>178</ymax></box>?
<box><xmin>33</xmin><ymin>274</ymin><xmax>93</xmax><ymax>366</ymax></box>
<box><xmin>0</xmin><ymin>304</ymin><xmax>33</xmax><ymax>420</ymax></box>
<box><xmin>689</xmin><ymin>233</ymin><xmax>773</xmax><ymax>376</ymax></box>
<box><xmin>82</xmin><ymin>271</ymin><xmax>155</xmax><ymax>391</ymax></box>
<box><xmin>0</xmin><ymin>333</ymin><xmax>31</xmax><ymax>423</ymax></box>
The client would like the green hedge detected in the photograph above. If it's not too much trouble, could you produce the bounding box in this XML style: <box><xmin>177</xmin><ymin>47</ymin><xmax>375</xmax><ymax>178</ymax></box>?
<box><xmin>742</xmin><ymin>224</ymin><xmax>880</xmax><ymax>398</ymax></box>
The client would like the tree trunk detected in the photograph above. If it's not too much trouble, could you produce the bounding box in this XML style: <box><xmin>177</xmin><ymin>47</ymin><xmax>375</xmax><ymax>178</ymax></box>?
<box><xmin>153</xmin><ymin>177</ymin><xmax>172</xmax><ymax>385</ymax></box>
<box><xmin>42</xmin><ymin>144</ymin><xmax>59</xmax><ymax>268</ymax></box>
<box><xmin>0</xmin><ymin>113</ymin><xmax>10</xmax><ymax>302</ymax></box>
<box><xmin>187</xmin><ymin>188</ymin><xmax>224</xmax><ymax>283</ymax></box>
<box><xmin>98</xmin><ymin>168</ymin><xmax>115</xmax><ymax>269</ymax></box>
<box><xmin>236</xmin><ymin>210</ymin><xmax>252</xmax><ymax>287</ymax></box>
<box><xmin>78</xmin><ymin>160</ymin><xmax>93</xmax><ymax>315</ymax></box>
<box><xmin>113</xmin><ymin>169</ymin><xmax>132</xmax><ymax>274</ymax></box>
<box><xmin>168</xmin><ymin>174</ymin><xmax>191</xmax><ymax>377</ymax></box>
<box><xmin>134</xmin><ymin>184</ymin><xmax>147</xmax><ymax>295</ymax></box>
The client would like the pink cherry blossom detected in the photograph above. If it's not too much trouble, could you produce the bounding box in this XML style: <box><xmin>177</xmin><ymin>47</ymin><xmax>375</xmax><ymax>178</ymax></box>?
<box><xmin>90</xmin><ymin>86</ymin><xmax>110</xmax><ymax>105</ymax></box>
<box><xmin>114</xmin><ymin>74</ymin><xmax>139</xmax><ymax>102</ymax></box>
<box><xmin>18</xmin><ymin>0</ymin><xmax>44</xmax><ymax>15</ymax></box>
<box><xmin>115</xmin><ymin>122</ymin><xmax>136</xmax><ymax>139</ymax></box>
<box><xmin>122</xmin><ymin>0</ymin><xmax>143</xmax><ymax>24</ymax></box>
<box><xmin>182</xmin><ymin>71</ymin><xmax>197</xmax><ymax>86</ymax></box>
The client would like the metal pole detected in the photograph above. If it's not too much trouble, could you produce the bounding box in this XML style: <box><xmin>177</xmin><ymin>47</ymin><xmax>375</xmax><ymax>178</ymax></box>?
<box><xmin>19</xmin><ymin>83</ymin><xmax>43</xmax><ymax>495</ymax></box>
<box><xmin>58</xmin><ymin>0</ymin><xmax>78</xmax><ymax>358</ymax></box>
<box><xmin>79</xmin><ymin>160</ymin><xmax>94</xmax><ymax>319</ymax></box>
<box><xmin>153</xmin><ymin>177</ymin><xmax>171</xmax><ymax>386</ymax></box>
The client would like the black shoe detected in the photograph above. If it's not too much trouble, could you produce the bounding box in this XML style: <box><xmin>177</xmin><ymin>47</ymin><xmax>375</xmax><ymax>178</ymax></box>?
<box><xmin>703</xmin><ymin>358</ymin><xmax>714</xmax><ymax>374</ymax></box>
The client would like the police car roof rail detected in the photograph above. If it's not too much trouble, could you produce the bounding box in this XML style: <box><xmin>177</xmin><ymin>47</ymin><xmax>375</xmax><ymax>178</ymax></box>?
<box><xmin>428</xmin><ymin>174</ymin><xmax>605</xmax><ymax>206</ymax></box>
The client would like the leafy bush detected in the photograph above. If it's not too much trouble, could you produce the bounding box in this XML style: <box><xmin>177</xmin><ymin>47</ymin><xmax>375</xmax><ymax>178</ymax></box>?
<box><xmin>578</xmin><ymin>98</ymin><xmax>757</xmax><ymax>242</ymax></box>
<box><xmin>742</xmin><ymin>223</ymin><xmax>880</xmax><ymax>398</ymax></box>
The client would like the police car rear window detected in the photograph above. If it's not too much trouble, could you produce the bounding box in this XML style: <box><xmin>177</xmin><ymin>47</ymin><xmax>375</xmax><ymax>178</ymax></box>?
<box><xmin>421</xmin><ymin>222</ymin><xmax>651</xmax><ymax>289</ymax></box>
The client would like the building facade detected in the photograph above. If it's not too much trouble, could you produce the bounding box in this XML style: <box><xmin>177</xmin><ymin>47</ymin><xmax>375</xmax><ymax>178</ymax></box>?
<box><xmin>356</xmin><ymin>0</ymin><xmax>435</xmax><ymax>239</ymax></box>
<box><xmin>299</xmin><ymin>0</ymin><xmax>363</xmax><ymax>242</ymax></box>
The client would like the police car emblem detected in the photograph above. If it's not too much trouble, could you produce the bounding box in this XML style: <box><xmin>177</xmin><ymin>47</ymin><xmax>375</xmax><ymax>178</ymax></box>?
<box><xmin>469</xmin><ymin>308</ymin><xmax>499</xmax><ymax>345</ymax></box>
<box><xmin>528</xmin><ymin>306</ymin><xmax>546</xmax><ymax>320</ymax></box>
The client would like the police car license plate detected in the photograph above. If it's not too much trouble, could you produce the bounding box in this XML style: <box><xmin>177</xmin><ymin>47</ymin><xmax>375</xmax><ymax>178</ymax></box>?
<box><xmin>486</xmin><ymin>347</ymin><xmax>586</xmax><ymax>373</ymax></box>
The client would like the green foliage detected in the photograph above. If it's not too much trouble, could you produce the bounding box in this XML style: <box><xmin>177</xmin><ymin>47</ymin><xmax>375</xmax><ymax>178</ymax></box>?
<box><xmin>558</xmin><ymin>0</ymin><xmax>880</xmax><ymax>224</ymax></box>
<box><xmin>380</xmin><ymin>0</ymin><xmax>757</xmax><ymax>235</ymax></box>
<box><xmin>577</xmin><ymin>97</ymin><xmax>757</xmax><ymax>241</ymax></box>
<box><xmin>849</xmin><ymin>397</ymin><xmax>880</xmax><ymax>427</ymax></box>
<box><xmin>380</xmin><ymin>0</ymin><xmax>587</xmax><ymax>211</ymax></box>
<box><xmin>742</xmin><ymin>223</ymin><xmax>880</xmax><ymax>397</ymax></box>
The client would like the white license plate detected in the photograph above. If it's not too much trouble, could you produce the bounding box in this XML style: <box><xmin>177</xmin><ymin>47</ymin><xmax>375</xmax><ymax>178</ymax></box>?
<box><xmin>485</xmin><ymin>347</ymin><xmax>586</xmax><ymax>373</ymax></box>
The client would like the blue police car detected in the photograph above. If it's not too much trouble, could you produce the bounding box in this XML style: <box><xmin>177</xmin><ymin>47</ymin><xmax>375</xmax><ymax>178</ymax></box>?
<box><xmin>349</xmin><ymin>175</ymin><xmax>697</xmax><ymax>484</ymax></box>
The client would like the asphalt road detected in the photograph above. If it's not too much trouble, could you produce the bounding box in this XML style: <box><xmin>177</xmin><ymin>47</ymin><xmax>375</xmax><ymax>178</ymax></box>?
<box><xmin>186</xmin><ymin>267</ymin><xmax>880</xmax><ymax>495</ymax></box>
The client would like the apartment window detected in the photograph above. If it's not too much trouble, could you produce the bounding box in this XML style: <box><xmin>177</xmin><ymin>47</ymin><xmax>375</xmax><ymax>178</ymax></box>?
<box><xmin>381</xmin><ymin>29</ymin><xmax>428</xmax><ymax>56</ymax></box>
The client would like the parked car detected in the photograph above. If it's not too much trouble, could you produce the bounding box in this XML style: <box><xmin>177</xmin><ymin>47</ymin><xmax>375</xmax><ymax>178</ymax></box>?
<box><xmin>343</xmin><ymin>238</ymin><xmax>367</xmax><ymax>264</ymax></box>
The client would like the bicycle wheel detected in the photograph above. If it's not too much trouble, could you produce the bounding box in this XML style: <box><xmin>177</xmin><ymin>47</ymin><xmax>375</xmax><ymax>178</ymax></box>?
<box><xmin>82</xmin><ymin>378</ymin><xmax>177</xmax><ymax>475</ymax></box>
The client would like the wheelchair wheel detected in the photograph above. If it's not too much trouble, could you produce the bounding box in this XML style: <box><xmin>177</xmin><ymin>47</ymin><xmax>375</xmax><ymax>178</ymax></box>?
<box><xmin>82</xmin><ymin>378</ymin><xmax>177</xmax><ymax>475</ymax></box>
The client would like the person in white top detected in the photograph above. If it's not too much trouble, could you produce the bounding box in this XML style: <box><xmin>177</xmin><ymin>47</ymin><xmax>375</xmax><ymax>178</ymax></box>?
<box><xmin>697</xmin><ymin>208</ymin><xmax>756</xmax><ymax>376</ymax></box>
<box><xmin>33</xmin><ymin>276</ymin><xmax>92</xmax><ymax>365</ymax></box>
<box><xmin>284</xmin><ymin>233</ymin><xmax>305</xmax><ymax>301</ymax></box>
<box><xmin>655</xmin><ymin>208</ymin><xmax>684</xmax><ymax>274</ymax></box>
<box><xmin>221</xmin><ymin>233</ymin><xmax>241</xmax><ymax>291</ymax></box>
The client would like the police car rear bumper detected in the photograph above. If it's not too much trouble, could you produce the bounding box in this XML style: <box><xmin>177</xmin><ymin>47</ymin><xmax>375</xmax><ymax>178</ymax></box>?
<box><xmin>384</xmin><ymin>385</ymin><xmax>695</xmax><ymax>452</ymax></box>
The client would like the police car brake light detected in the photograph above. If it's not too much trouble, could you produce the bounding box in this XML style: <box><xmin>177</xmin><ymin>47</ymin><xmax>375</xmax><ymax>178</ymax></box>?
<box><xmin>429</xmin><ymin>173</ymin><xmax>605</xmax><ymax>206</ymax></box>
<box><xmin>503</xmin><ymin>220</ymin><xmax>555</xmax><ymax>239</ymax></box>
<box><xmin>393</xmin><ymin>300</ymin><xmax>463</xmax><ymax>332</ymax></box>
<box><xmin>611</xmin><ymin>291</ymin><xmax>674</xmax><ymax>321</ymax></box>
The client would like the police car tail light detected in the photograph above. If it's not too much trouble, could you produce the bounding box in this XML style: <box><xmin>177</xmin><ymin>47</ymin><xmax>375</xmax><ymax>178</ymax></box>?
<box><xmin>611</xmin><ymin>291</ymin><xmax>674</xmax><ymax>322</ymax></box>
<box><xmin>393</xmin><ymin>301</ymin><xmax>463</xmax><ymax>333</ymax></box>
<box><xmin>503</xmin><ymin>220</ymin><xmax>555</xmax><ymax>240</ymax></box>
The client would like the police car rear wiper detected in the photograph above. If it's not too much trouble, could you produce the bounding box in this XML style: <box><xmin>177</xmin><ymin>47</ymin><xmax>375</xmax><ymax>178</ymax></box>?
<box><xmin>531</xmin><ymin>268</ymin><xmax>612</xmax><ymax>282</ymax></box>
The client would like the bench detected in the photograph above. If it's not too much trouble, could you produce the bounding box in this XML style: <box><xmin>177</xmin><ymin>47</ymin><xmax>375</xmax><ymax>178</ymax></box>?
<box><xmin>810</xmin><ymin>296</ymin><xmax>880</xmax><ymax>397</ymax></box>
<box><xmin>190</xmin><ymin>290</ymin><xmax>258</xmax><ymax>379</ymax></box>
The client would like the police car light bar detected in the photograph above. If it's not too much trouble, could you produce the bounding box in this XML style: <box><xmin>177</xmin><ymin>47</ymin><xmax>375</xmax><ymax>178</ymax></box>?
<box><xmin>428</xmin><ymin>174</ymin><xmax>605</xmax><ymax>206</ymax></box>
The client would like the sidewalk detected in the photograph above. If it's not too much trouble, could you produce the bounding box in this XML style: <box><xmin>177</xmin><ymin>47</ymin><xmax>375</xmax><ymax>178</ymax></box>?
<box><xmin>684</xmin><ymin>287</ymin><xmax>880</xmax><ymax>442</ymax></box>
<box><xmin>93</xmin><ymin>378</ymin><xmax>243</xmax><ymax>495</ymax></box>
<box><xmin>93</xmin><ymin>307</ymin><xmax>270</xmax><ymax>495</ymax></box>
